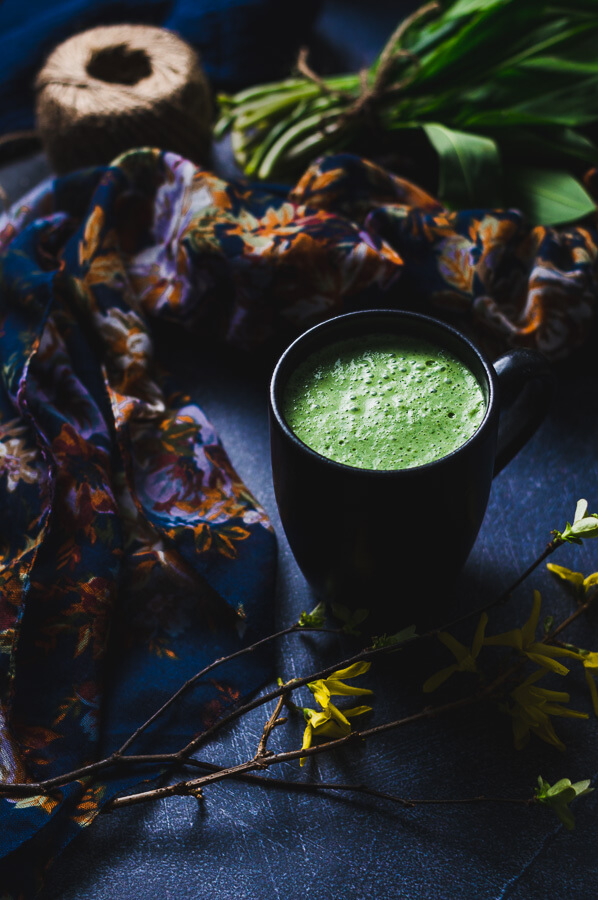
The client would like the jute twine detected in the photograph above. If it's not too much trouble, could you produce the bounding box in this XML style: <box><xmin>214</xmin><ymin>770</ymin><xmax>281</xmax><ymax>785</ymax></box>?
<box><xmin>297</xmin><ymin>2</ymin><xmax>439</xmax><ymax>126</ymax></box>
<box><xmin>35</xmin><ymin>24</ymin><xmax>212</xmax><ymax>174</ymax></box>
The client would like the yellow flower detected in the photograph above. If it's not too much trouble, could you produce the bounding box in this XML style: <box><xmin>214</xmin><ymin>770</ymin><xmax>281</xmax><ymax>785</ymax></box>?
<box><xmin>505</xmin><ymin>669</ymin><xmax>588</xmax><ymax>751</ymax></box>
<box><xmin>580</xmin><ymin>651</ymin><xmax>598</xmax><ymax>716</ymax></box>
<box><xmin>300</xmin><ymin>661</ymin><xmax>373</xmax><ymax>766</ymax></box>
<box><xmin>300</xmin><ymin>705</ymin><xmax>371</xmax><ymax>766</ymax></box>
<box><xmin>423</xmin><ymin>613</ymin><xmax>488</xmax><ymax>693</ymax></box>
<box><xmin>308</xmin><ymin>661</ymin><xmax>373</xmax><ymax>710</ymax></box>
<box><xmin>547</xmin><ymin>563</ymin><xmax>598</xmax><ymax>595</ymax></box>
<box><xmin>483</xmin><ymin>591</ymin><xmax>580</xmax><ymax>676</ymax></box>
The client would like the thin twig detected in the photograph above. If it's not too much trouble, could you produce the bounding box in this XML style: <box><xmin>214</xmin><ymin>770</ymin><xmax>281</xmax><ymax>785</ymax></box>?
<box><xmin>255</xmin><ymin>695</ymin><xmax>286</xmax><ymax>761</ymax></box>
<box><xmin>498</xmin><ymin>539</ymin><xmax>565</xmax><ymax>605</ymax></box>
<box><xmin>105</xmin><ymin>780</ymin><xmax>203</xmax><ymax>809</ymax></box>
<box><xmin>297</xmin><ymin>2</ymin><xmax>440</xmax><ymax>136</ymax></box>
<box><xmin>431</xmin><ymin>538</ymin><xmax>564</xmax><ymax>639</ymax></box>
<box><xmin>102</xmin><ymin>640</ymin><xmax>579</xmax><ymax>813</ymax></box>
<box><xmin>116</xmin><ymin>624</ymin><xmax>301</xmax><ymax>756</ymax></box>
<box><xmin>343</xmin><ymin>1</ymin><xmax>439</xmax><ymax>120</ymax></box>
<box><xmin>97</xmin><ymin>694</ymin><xmax>480</xmax><ymax>810</ymax></box>
<box><xmin>100</xmin><ymin>759</ymin><xmax>420</xmax><ymax>810</ymax></box>
<box><xmin>373</xmin><ymin>1</ymin><xmax>440</xmax><ymax>91</ymax></box>
<box><xmin>0</xmin><ymin>693</ymin><xmax>474</xmax><ymax>797</ymax></box>
<box><xmin>175</xmin><ymin>538</ymin><xmax>565</xmax><ymax>760</ymax></box>
<box><xmin>175</xmin><ymin>647</ymin><xmax>390</xmax><ymax>760</ymax></box>
<box><xmin>548</xmin><ymin>593</ymin><xmax>594</xmax><ymax>640</ymax></box>
<box><xmin>105</xmin><ymin>764</ymin><xmax>533</xmax><ymax>812</ymax></box>
<box><xmin>397</xmin><ymin>794</ymin><xmax>534</xmax><ymax>806</ymax></box>
<box><xmin>296</xmin><ymin>49</ymin><xmax>354</xmax><ymax>100</ymax></box>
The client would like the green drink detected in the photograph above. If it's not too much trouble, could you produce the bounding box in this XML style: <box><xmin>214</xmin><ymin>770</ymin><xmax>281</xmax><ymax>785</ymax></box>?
<box><xmin>282</xmin><ymin>333</ymin><xmax>486</xmax><ymax>471</ymax></box>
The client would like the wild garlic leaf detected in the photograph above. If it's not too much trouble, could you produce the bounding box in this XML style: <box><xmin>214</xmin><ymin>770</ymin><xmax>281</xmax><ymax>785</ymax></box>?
<box><xmin>506</xmin><ymin>167</ymin><xmax>596</xmax><ymax>226</ymax></box>
<box><xmin>423</xmin><ymin>123</ymin><xmax>501</xmax><ymax>208</ymax></box>
<box><xmin>444</xmin><ymin>0</ymin><xmax>511</xmax><ymax>20</ymax></box>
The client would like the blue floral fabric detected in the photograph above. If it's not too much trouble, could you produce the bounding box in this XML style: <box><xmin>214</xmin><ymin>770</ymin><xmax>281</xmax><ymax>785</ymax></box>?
<box><xmin>0</xmin><ymin>149</ymin><xmax>597</xmax><ymax>898</ymax></box>
<box><xmin>0</xmin><ymin>149</ymin><xmax>402</xmax><ymax>898</ymax></box>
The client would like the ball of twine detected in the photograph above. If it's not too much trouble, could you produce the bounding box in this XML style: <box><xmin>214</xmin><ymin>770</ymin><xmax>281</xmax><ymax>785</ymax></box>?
<box><xmin>35</xmin><ymin>24</ymin><xmax>212</xmax><ymax>174</ymax></box>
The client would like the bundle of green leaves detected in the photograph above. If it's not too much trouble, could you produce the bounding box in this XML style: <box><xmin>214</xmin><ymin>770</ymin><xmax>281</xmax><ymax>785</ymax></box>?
<box><xmin>216</xmin><ymin>0</ymin><xmax>598</xmax><ymax>225</ymax></box>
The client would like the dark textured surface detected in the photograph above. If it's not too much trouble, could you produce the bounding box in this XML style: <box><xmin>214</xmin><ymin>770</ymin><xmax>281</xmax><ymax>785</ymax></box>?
<box><xmin>36</xmin><ymin>352</ymin><xmax>598</xmax><ymax>900</ymax></box>
<box><xmin>4</xmin><ymin>4</ymin><xmax>598</xmax><ymax>898</ymax></box>
<box><xmin>1</xmin><ymin>154</ymin><xmax>597</xmax><ymax>896</ymax></box>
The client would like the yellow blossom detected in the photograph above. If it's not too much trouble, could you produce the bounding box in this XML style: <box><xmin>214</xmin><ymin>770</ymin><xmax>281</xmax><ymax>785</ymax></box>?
<box><xmin>504</xmin><ymin>669</ymin><xmax>588</xmax><ymax>751</ymax></box>
<box><xmin>547</xmin><ymin>563</ymin><xmax>598</xmax><ymax>595</ymax></box>
<box><xmin>483</xmin><ymin>591</ymin><xmax>580</xmax><ymax>675</ymax></box>
<box><xmin>423</xmin><ymin>613</ymin><xmax>488</xmax><ymax>693</ymax></box>
<box><xmin>300</xmin><ymin>704</ymin><xmax>371</xmax><ymax>766</ymax></box>
<box><xmin>580</xmin><ymin>651</ymin><xmax>598</xmax><ymax>716</ymax></box>
<box><xmin>308</xmin><ymin>661</ymin><xmax>373</xmax><ymax>710</ymax></box>
<box><xmin>299</xmin><ymin>662</ymin><xmax>373</xmax><ymax>766</ymax></box>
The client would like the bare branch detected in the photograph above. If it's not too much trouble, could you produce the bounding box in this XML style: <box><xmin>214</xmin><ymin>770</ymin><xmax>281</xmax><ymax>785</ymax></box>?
<box><xmin>0</xmin><ymin>534</ymin><xmax>570</xmax><ymax>802</ymax></box>
<box><xmin>116</xmin><ymin>624</ymin><xmax>300</xmax><ymax>756</ymax></box>
<box><xmin>255</xmin><ymin>695</ymin><xmax>286</xmax><ymax>761</ymax></box>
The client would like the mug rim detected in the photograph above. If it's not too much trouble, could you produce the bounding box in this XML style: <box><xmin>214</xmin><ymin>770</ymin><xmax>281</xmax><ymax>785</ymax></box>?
<box><xmin>269</xmin><ymin>309</ymin><xmax>497</xmax><ymax>477</ymax></box>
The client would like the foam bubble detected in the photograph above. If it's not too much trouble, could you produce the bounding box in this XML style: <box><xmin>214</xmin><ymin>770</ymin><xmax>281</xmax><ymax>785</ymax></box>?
<box><xmin>282</xmin><ymin>333</ymin><xmax>485</xmax><ymax>470</ymax></box>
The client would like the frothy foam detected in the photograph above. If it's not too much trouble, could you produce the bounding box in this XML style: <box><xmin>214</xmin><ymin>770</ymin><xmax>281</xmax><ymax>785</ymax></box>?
<box><xmin>282</xmin><ymin>334</ymin><xmax>486</xmax><ymax>470</ymax></box>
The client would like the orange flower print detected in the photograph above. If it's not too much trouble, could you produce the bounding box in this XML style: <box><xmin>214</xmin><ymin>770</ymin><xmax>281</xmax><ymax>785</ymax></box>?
<box><xmin>95</xmin><ymin>307</ymin><xmax>152</xmax><ymax>373</ymax></box>
<box><xmin>78</xmin><ymin>204</ymin><xmax>105</xmax><ymax>266</ymax></box>
<box><xmin>437</xmin><ymin>236</ymin><xmax>475</xmax><ymax>297</ymax></box>
<box><xmin>71</xmin><ymin>782</ymin><xmax>107</xmax><ymax>827</ymax></box>
<box><xmin>8</xmin><ymin>792</ymin><xmax>60</xmax><ymax>816</ymax></box>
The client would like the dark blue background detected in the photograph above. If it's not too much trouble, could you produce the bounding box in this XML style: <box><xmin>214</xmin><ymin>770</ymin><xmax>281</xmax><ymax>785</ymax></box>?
<box><xmin>0</xmin><ymin>0</ymin><xmax>321</xmax><ymax>135</ymax></box>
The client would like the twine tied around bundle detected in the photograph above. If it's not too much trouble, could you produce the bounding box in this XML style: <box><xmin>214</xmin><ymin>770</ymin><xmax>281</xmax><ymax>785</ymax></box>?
<box><xmin>35</xmin><ymin>24</ymin><xmax>212</xmax><ymax>174</ymax></box>
<box><xmin>297</xmin><ymin>1</ymin><xmax>440</xmax><ymax>130</ymax></box>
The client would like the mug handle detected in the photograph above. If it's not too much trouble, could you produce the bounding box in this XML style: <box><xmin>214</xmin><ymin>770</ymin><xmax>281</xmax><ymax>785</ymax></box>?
<box><xmin>492</xmin><ymin>348</ymin><xmax>554</xmax><ymax>477</ymax></box>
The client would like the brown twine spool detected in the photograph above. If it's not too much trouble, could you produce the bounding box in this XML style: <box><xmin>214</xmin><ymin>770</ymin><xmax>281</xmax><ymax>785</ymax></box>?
<box><xmin>35</xmin><ymin>24</ymin><xmax>212</xmax><ymax>174</ymax></box>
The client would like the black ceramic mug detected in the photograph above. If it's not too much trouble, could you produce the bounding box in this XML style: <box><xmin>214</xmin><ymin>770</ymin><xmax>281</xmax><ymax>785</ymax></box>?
<box><xmin>269</xmin><ymin>310</ymin><xmax>553</xmax><ymax>630</ymax></box>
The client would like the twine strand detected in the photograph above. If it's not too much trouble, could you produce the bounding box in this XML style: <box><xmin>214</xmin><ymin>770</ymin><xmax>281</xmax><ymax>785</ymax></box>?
<box><xmin>297</xmin><ymin>2</ymin><xmax>440</xmax><ymax>128</ymax></box>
